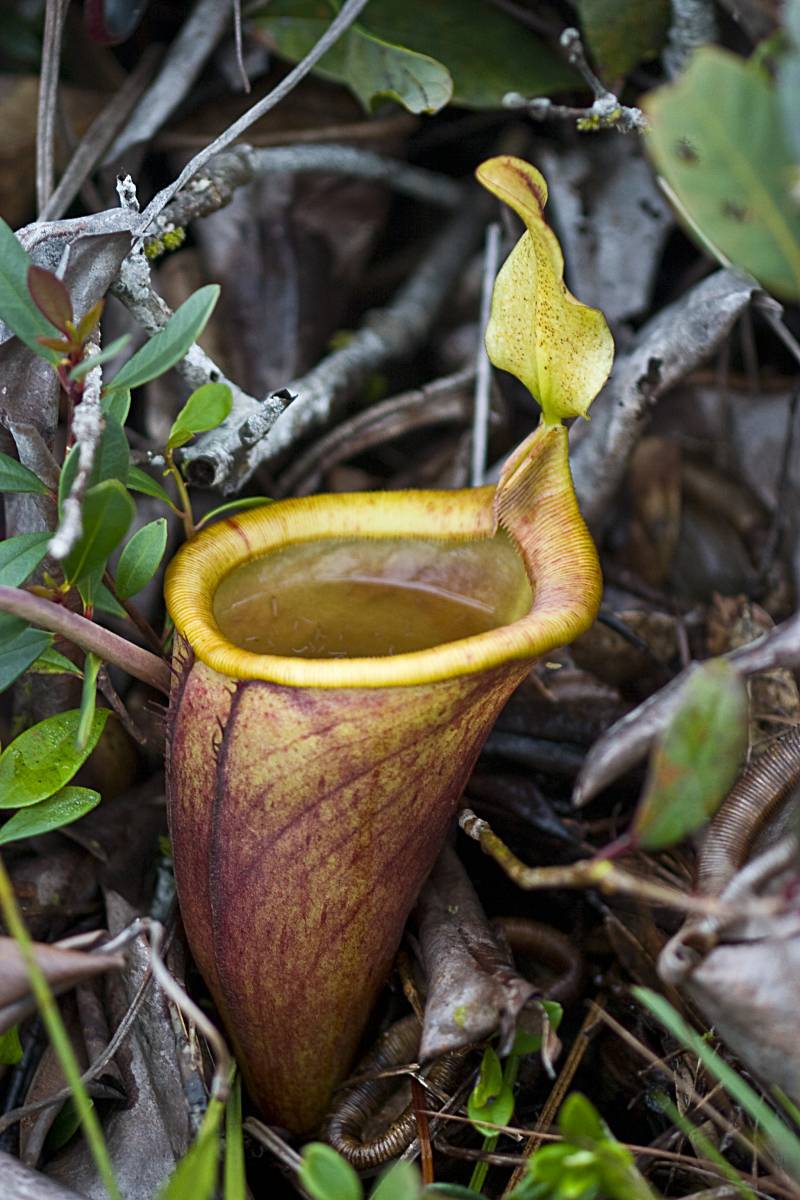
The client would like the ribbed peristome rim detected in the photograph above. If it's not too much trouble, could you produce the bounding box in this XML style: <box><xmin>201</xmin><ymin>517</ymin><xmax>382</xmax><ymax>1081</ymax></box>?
<box><xmin>164</xmin><ymin>425</ymin><xmax>601</xmax><ymax>689</ymax></box>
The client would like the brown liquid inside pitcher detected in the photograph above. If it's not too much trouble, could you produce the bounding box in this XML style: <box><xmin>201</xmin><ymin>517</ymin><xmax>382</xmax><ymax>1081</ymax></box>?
<box><xmin>213</xmin><ymin>534</ymin><xmax>532</xmax><ymax>659</ymax></box>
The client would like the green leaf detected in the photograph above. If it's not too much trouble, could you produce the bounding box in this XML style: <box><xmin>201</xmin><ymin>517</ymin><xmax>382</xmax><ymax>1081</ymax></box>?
<box><xmin>224</xmin><ymin>1077</ymin><xmax>246</xmax><ymax>1200</ymax></box>
<box><xmin>116</xmin><ymin>518</ymin><xmax>167</xmax><ymax>600</ymax></box>
<box><xmin>254</xmin><ymin>0</ymin><xmax>452</xmax><ymax>113</ymax></box>
<box><xmin>0</xmin><ymin>708</ymin><xmax>109</xmax><ymax>809</ymax></box>
<box><xmin>166</xmin><ymin>382</ymin><xmax>233</xmax><ymax>450</ymax></box>
<box><xmin>59</xmin><ymin>416</ymin><xmax>130</xmax><ymax>509</ymax></box>
<box><xmin>158</xmin><ymin>1096</ymin><xmax>224</xmax><ymax>1200</ymax></box>
<box><xmin>577</xmin><ymin>0</ymin><xmax>670</xmax><ymax>80</ymax></box>
<box><xmin>0</xmin><ymin>785</ymin><xmax>100</xmax><ymax>846</ymax></box>
<box><xmin>371</xmin><ymin>1161</ymin><xmax>420</xmax><ymax>1200</ymax></box>
<box><xmin>634</xmin><ymin>988</ymin><xmax>800</xmax><ymax>1182</ymax></box>
<box><xmin>27</xmin><ymin>645</ymin><xmax>83</xmax><ymax>678</ymax></box>
<box><xmin>0</xmin><ymin>532</ymin><xmax>51</xmax><ymax>587</ymax></box>
<box><xmin>299</xmin><ymin>1142</ymin><xmax>363</xmax><ymax>1200</ymax></box>
<box><xmin>27</xmin><ymin>265</ymin><xmax>73</xmax><ymax>333</ymax></box>
<box><xmin>0</xmin><ymin>451</ymin><xmax>49</xmax><ymax>495</ymax></box>
<box><xmin>63</xmin><ymin>479</ymin><xmax>135</xmax><ymax>587</ymax></box>
<box><xmin>644</xmin><ymin>47</ymin><xmax>800</xmax><ymax>301</ymax></box>
<box><xmin>255</xmin><ymin>0</ymin><xmax>574</xmax><ymax>111</ymax></box>
<box><xmin>92</xmin><ymin>580</ymin><xmax>128</xmax><ymax>619</ymax></box>
<box><xmin>472</xmin><ymin>1046</ymin><xmax>504</xmax><ymax>1108</ymax></box>
<box><xmin>127</xmin><ymin>465</ymin><xmax>176</xmax><ymax>508</ymax></box>
<box><xmin>467</xmin><ymin>1081</ymin><xmax>514</xmax><ymax>1138</ymax></box>
<box><xmin>0</xmin><ymin>624</ymin><xmax>52</xmax><ymax>696</ymax></box>
<box><xmin>77</xmin><ymin>653</ymin><xmax>102</xmax><ymax>752</ymax></box>
<box><xmin>195</xmin><ymin>496</ymin><xmax>273</xmax><ymax>528</ymax></box>
<box><xmin>558</xmin><ymin>1094</ymin><xmax>607</xmax><ymax>1144</ymax></box>
<box><xmin>69</xmin><ymin>334</ymin><xmax>132</xmax><ymax>381</ymax></box>
<box><xmin>512</xmin><ymin>1000</ymin><xmax>563</xmax><ymax>1056</ymax></box>
<box><xmin>101</xmin><ymin>387</ymin><xmax>131</xmax><ymax>425</ymax></box>
<box><xmin>424</xmin><ymin>1188</ymin><xmax>486</xmax><ymax>1198</ymax></box>
<box><xmin>0</xmin><ymin>1026</ymin><xmax>23</xmax><ymax>1065</ymax></box>
<box><xmin>0</xmin><ymin>217</ymin><xmax>60</xmax><ymax>362</ymax></box>
<box><xmin>632</xmin><ymin>659</ymin><xmax>747</xmax><ymax>850</ymax></box>
<box><xmin>107</xmin><ymin>285</ymin><xmax>220</xmax><ymax>393</ymax></box>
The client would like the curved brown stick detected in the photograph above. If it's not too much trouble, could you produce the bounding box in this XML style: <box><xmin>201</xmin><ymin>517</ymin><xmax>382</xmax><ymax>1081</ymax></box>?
<box><xmin>324</xmin><ymin>1015</ymin><xmax>464</xmax><ymax>1170</ymax></box>
<box><xmin>698</xmin><ymin>726</ymin><xmax>800</xmax><ymax>896</ymax></box>
<box><xmin>0</xmin><ymin>586</ymin><xmax>171</xmax><ymax>696</ymax></box>
<box><xmin>493</xmin><ymin>917</ymin><xmax>584</xmax><ymax>1006</ymax></box>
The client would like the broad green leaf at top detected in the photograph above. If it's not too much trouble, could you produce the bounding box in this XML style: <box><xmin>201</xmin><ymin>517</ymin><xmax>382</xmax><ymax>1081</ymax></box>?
<box><xmin>0</xmin><ymin>708</ymin><xmax>109</xmax><ymax>809</ymax></box>
<box><xmin>106</xmin><ymin>284</ymin><xmax>220</xmax><ymax>393</ymax></box>
<box><xmin>577</xmin><ymin>0</ymin><xmax>669</xmax><ymax>80</ymax></box>
<box><xmin>644</xmin><ymin>47</ymin><xmax>800</xmax><ymax>300</ymax></box>
<box><xmin>0</xmin><ymin>218</ymin><xmax>60</xmax><ymax>362</ymax></box>
<box><xmin>632</xmin><ymin>659</ymin><xmax>747</xmax><ymax>850</ymax></box>
<box><xmin>476</xmin><ymin>156</ymin><xmax>614</xmax><ymax>423</ymax></box>
<box><xmin>253</xmin><ymin>0</ymin><xmax>574</xmax><ymax>113</ymax></box>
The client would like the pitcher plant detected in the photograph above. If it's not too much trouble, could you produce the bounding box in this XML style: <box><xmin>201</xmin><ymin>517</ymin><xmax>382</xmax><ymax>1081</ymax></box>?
<box><xmin>164</xmin><ymin>157</ymin><xmax>614</xmax><ymax>1132</ymax></box>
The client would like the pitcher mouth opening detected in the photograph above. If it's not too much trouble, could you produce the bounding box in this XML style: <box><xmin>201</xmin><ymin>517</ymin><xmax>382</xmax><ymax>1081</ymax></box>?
<box><xmin>165</xmin><ymin>466</ymin><xmax>600</xmax><ymax>690</ymax></box>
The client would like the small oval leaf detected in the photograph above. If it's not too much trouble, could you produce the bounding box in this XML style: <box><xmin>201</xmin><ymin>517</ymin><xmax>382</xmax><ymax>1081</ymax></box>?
<box><xmin>0</xmin><ymin>708</ymin><xmax>109</xmax><ymax>809</ymax></box>
<box><xmin>115</xmin><ymin>518</ymin><xmax>168</xmax><ymax>600</ymax></box>
<box><xmin>0</xmin><ymin>785</ymin><xmax>100</xmax><ymax>845</ymax></box>
<box><xmin>27</xmin><ymin>265</ymin><xmax>73</xmax><ymax>333</ymax></box>
<box><xmin>167</xmin><ymin>382</ymin><xmax>233</xmax><ymax>451</ymax></box>
<box><xmin>298</xmin><ymin>1143</ymin><xmax>362</xmax><ymax>1200</ymax></box>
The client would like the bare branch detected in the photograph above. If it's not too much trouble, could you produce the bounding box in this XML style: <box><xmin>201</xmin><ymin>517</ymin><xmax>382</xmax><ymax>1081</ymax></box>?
<box><xmin>145</xmin><ymin>143</ymin><xmax>462</xmax><ymax>253</ymax></box>
<box><xmin>138</xmin><ymin>0</ymin><xmax>373</xmax><ymax>234</ymax></box>
<box><xmin>104</xmin><ymin>0</ymin><xmax>233</xmax><ymax>166</ymax></box>
<box><xmin>36</xmin><ymin>0</ymin><xmax>69</xmax><ymax>214</ymax></box>
<box><xmin>0</xmin><ymin>587</ymin><xmax>171</xmax><ymax>695</ymax></box>
<box><xmin>183</xmin><ymin>197</ymin><xmax>490</xmax><ymax>492</ymax></box>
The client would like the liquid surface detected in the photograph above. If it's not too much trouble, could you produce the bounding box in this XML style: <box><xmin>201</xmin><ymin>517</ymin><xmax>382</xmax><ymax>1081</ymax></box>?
<box><xmin>213</xmin><ymin>535</ymin><xmax>532</xmax><ymax>659</ymax></box>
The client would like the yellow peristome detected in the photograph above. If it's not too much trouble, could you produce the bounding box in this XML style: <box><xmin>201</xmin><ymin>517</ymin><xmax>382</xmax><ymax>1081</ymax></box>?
<box><xmin>165</xmin><ymin>424</ymin><xmax>601</xmax><ymax>691</ymax></box>
<box><xmin>476</xmin><ymin>155</ymin><xmax>614</xmax><ymax>422</ymax></box>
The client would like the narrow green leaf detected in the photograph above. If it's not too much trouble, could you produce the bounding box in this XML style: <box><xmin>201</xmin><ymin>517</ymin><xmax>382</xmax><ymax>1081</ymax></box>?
<box><xmin>63</xmin><ymin>479</ymin><xmax>135</xmax><ymax>587</ymax></box>
<box><xmin>0</xmin><ymin>708</ymin><xmax>109</xmax><ymax>809</ymax></box>
<box><xmin>196</xmin><ymin>496</ymin><xmax>273</xmax><ymax>528</ymax></box>
<box><xmin>0</xmin><ymin>532</ymin><xmax>51</xmax><ymax>587</ymax></box>
<box><xmin>116</xmin><ymin>518</ymin><xmax>168</xmax><ymax>600</ymax></box>
<box><xmin>158</xmin><ymin>1097</ymin><xmax>224</xmax><ymax>1200</ymax></box>
<box><xmin>166</xmin><ymin>382</ymin><xmax>233</xmax><ymax>450</ymax></box>
<box><xmin>69</xmin><ymin>334</ymin><xmax>132</xmax><ymax>381</ymax></box>
<box><xmin>371</xmin><ymin>1160</ymin><xmax>420</xmax><ymax>1200</ymax></box>
<box><xmin>299</xmin><ymin>1143</ymin><xmax>363</xmax><ymax>1200</ymax></box>
<box><xmin>0</xmin><ymin>1025</ymin><xmax>23</xmax><ymax>1064</ymax></box>
<box><xmin>223</xmin><ymin>1077</ymin><xmax>246</xmax><ymax>1200</ymax></box>
<box><xmin>0</xmin><ymin>451</ymin><xmax>49</xmax><ymax>495</ymax></box>
<box><xmin>0</xmin><ymin>217</ymin><xmax>60</xmax><ymax>361</ymax></box>
<box><xmin>0</xmin><ymin>625</ymin><xmax>51</xmax><ymax>696</ymax></box>
<box><xmin>107</xmin><ymin>285</ymin><xmax>220</xmax><ymax>392</ymax></box>
<box><xmin>76</xmin><ymin>653</ymin><xmax>101</xmax><ymax>752</ymax></box>
<box><xmin>0</xmin><ymin>785</ymin><xmax>100</xmax><ymax>846</ymax></box>
<box><xmin>27</xmin><ymin>265</ymin><xmax>73</xmax><ymax>333</ymax></box>
<box><xmin>59</xmin><ymin>416</ymin><xmax>130</xmax><ymax>511</ymax></box>
<box><xmin>127</xmin><ymin>465</ymin><xmax>176</xmax><ymax>508</ymax></box>
<box><xmin>644</xmin><ymin>47</ymin><xmax>800</xmax><ymax>300</ymax></box>
<box><xmin>635</xmin><ymin>988</ymin><xmax>800</xmax><ymax>1181</ymax></box>
<box><xmin>27</xmin><ymin>645</ymin><xmax>83</xmax><ymax>678</ymax></box>
<box><xmin>632</xmin><ymin>659</ymin><xmax>747</xmax><ymax>850</ymax></box>
<box><xmin>92</xmin><ymin>580</ymin><xmax>128</xmax><ymax>619</ymax></box>
<box><xmin>101</xmin><ymin>387</ymin><xmax>131</xmax><ymax>425</ymax></box>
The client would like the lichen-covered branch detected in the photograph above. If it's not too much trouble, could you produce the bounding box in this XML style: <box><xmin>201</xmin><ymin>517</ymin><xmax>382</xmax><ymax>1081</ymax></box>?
<box><xmin>146</xmin><ymin>144</ymin><xmax>462</xmax><ymax>254</ymax></box>
<box><xmin>48</xmin><ymin>336</ymin><xmax>103</xmax><ymax>561</ymax></box>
